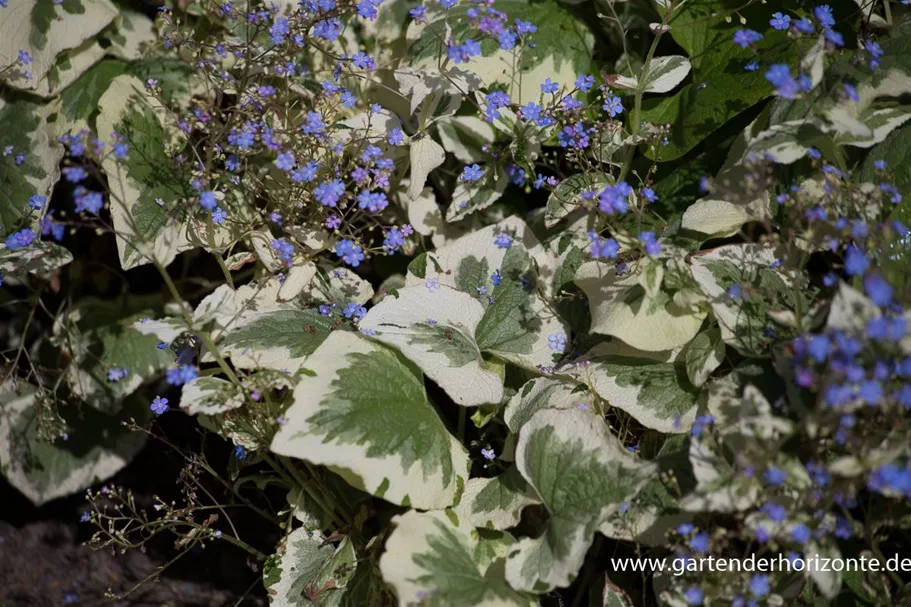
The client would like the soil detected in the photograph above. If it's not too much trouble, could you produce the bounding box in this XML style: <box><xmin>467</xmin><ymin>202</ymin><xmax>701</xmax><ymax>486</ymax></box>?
<box><xmin>0</xmin><ymin>412</ymin><xmax>273</xmax><ymax>607</ymax></box>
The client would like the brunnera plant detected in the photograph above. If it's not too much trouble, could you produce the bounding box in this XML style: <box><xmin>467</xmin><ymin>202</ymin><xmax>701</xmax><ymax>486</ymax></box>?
<box><xmin>2</xmin><ymin>0</ymin><xmax>911</xmax><ymax>604</ymax></box>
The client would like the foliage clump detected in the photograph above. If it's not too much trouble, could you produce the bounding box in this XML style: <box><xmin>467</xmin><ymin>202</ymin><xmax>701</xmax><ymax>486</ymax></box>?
<box><xmin>3</xmin><ymin>0</ymin><xmax>911</xmax><ymax>604</ymax></box>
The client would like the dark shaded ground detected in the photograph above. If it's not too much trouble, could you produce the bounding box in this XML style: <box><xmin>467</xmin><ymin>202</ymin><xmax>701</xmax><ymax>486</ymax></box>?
<box><xmin>0</xmin><ymin>520</ymin><xmax>236</xmax><ymax>607</ymax></box>
<box><xmin>0</xmin><ymin>411</ymin><xmax>273</xmax><ymax>607</ymax></box>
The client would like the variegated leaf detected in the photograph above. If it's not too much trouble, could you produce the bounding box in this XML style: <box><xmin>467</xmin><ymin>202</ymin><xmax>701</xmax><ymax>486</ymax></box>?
<box><xmin>270</xmin><ymin>331</ymin><xmax>469</xmax><ymax>509</ymax></box>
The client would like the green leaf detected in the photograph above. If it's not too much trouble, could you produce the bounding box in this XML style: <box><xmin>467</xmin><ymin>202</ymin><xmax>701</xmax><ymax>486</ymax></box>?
<box><xmin>859</xmin><ymin>122</ymin><xmax>911</xmax><ymax>225</ymax></box>
<box><xmin>408</xmin><ymin>135</ymin><xmax>445</xmax><ymax>201</ymax></box>
<box><xmin>406</xmin><ymin>0</ymin><xmax>594</xmax><ymax>105</ymax></box>
<box><xmin>446</xmin><ymin>167</ymin><xmax>509</xmax><ymax>223</ymax></box>
<box><xmin>270</xmin><ymin>331</ymin><xmax>469</xmax><ymax>509</ymax></box>
<box><xmin>264</xmin><ymin>530</ymin><xmax>358</xmax><ymax>606</ymax></box>
<box><xmin>506</xmin><ymin>408</ymin><xmax>655</xmax><ymax>592</ymax></box>
<box><xmin>684</xmin><ymin>328</ymin><xmax>724</xmax><ymax>387</ymax></box>
<box><xmin>180</xmin><ymin>376</ymin><xmax>245</xmax><ymax>415</ymax></box>
<box><xmin>0</xmin><ymin>381</ymin><xmax>148</xmax><ymax>506</ymax></box>
<box><xmin>0</xmin><ymin>98</ymin><xmax>64</xmax><ymax>233</ymax></box>
<box><xmin>609</xmin><ymin>55</ymin><xmax>691</xmax><ymax>94</ymax></box>
<box><xmin>0</xmin><ymin>0</ymin><xmax>117</xmax><ymax>93</ymax></box>
<box><xmin>544</xmin><ymin>173</ymin><xmax>610</xmax><ymax>228</ymax></box>
<box><xmin>379</xmin><ymin>510</ymin><xmax>534</xmax><ymax>606</ymax></box>
<box><xmin>125</xmin><ymin>56</ymin><xmax>199</xmax><ymax>105</ymax></box>
<box><xmin>0</xmin><ymin>241</ymin><xmax>72</xmax><ymax>277</ymax></box>
<box><xmin>639</xmin><ymin>0</ymin><xmax>793</xmax><ymax>160</ymax></box>
<box><xmin>690</xmin><ymin>243</ymin><xmax>808</xmax><ymax>356</ymax></box>
<box><xmin>51</xmin><ymin>298</ymin><xmax>175</xmax><ymax>413</ymax></box>
<box><xmin>454</xmin><ymin>467</ymin><xmax>541</xmax><ymax>530</ymax></box>
<box><xmin>406</xmin><ymin>217</ymin><xmax>567</xmax><ymax>371</ymax></box>
<box><xmin>503</xmin><ymin>377</ymin><xmax>586</xmax><ymax>433</ymax></box>
<box><xmin>95</xmin><ymin>75</ymin><xmax>194</xmax><ymax>269</ymax></box>
<box><xmin>56</xmin><ymin>58</ymin><xmax>127</xmax><ymax>128</ymax></box>
<box><xmin>575</xmin><ymin>261</ymin><xmax>705</xmax><ymax>352</ymax></box>
<box><xmin>360</xmin><ymin>285</ymin><xmax>504</xmax><ymax>406</ymax></box>
<box><xmin>569</xmin><ymin>341</ymin><xmax>699</xmax><ymax>433</ymax></box>
<box><xmin>219</xmin><ymin>309</ymin><xmax>336</xmax><ymax>373</ymax></box>
<box><xmin>436</xmin><ymin>116</ymin><xmax>495</xmax><ymax>164</ymax></box>
<box><xmin>408</xmin><ymin>252</ymin><xmax>428</xmax><ymax>279</ymax></box>
<box><xmin>600</xmin><ymin>574</ymin><xmax>635</xmax><ymax>607</ymax></box>
<box><xmin>35</xmin><ymin>39</ymin><xmax>107</xmax><ymax>98</ymax></box>
<box><xmin>599</xmin><ymin>436</ymin><xmax>693</xmax><ymax>546</ymax></box>
<box><xmin>102</xmin><ymin>9</ymin><xmax>156</xmax><ymax>61</ymax></box>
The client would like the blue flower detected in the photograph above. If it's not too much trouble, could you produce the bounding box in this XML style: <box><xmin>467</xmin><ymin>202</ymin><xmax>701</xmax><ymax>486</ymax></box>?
<box><xmin>690</xmin><ymin>415</ymin><xmax>714</xmax><ymax>438</ymax></box>
<box><xmin>749</xmin><ymin>574</ymin><xmax>770</xmax><ymax>597</ymax></box>
<box><xmin>541</xmin><ymin>78</ymin><xmax>559</xmax><ymax>93</ymax></box>
<box><xmin>806</xmin><ymin>335</ymin><xmax>830</xmax><ymax>363</ymax></box>
<box><xmin>824</xmin><ymin>28</ymin><xmax>844</xmax><ymax>47</ymax></box>
<box><xmin>200</xmin><ymin>190</ymin><xmax>217</xmax><ymax>210</ymax></box>
<box><xmin>791</xmin><ymin>523</ymin><xmax>811</xmax><ymax>544</ymax></box>
<box><xmin>690</xmin><ymin>532</ymin><xmax>710</xmax><ymax>553</ymax></box>
<box><xmin>864</xmin><ymin>273</ymin><xmax>893</xmax><ymax>306</ymax></box>
<box><xmin>460</xmin><ymin>164</ymin><xmax>484</xmax><ymax>182</ymax></box>
<box><xmin>212</xmin><ymin>207</ymin><xmax>227</xmax><ymax>224</ymax></box>
<box><xmin>315</xmin><ymin>179</ymin><xmax>345</xmax><ymax>207</ymax></box>
<box><xmin>494</xmin><ymin>232</ymin><xmax>513</xmax><ymax>248</ymax></box>
<box><xmin>770</xmin><ymin>12</ymin><xmax>791</xmax><ymax>30</ymax></box>
<box><xmin>733</xmin><ymin>29</ymin><xmax>763</xmax><ymax>48</ymax></box>
<box><xmin>383</xmin><ymin>227</ymin><xmax>405</xmax><ymax>253</ymax></box>
<box><xmin>598</xmin><ymin>182</ymin><xmax>631</xmax><ymax>214</ymax></box>
<box><xmin>335</xmin><ymin>239</ymin><xmax>365</xmax><ymax>267</ymax></box>
<box><xmin>234</xmin><ymin>444</ymin><xmax>247</xmax><ymax>460</ymax></box>
<box><xmin>74</xmin><ymin>188</ymin><xmax>104</xmax><ymax>214</ymax></box>
<box><xmin>548</xmin><ymin>333</ymin><xmax>566</xmax><ymax>352</ymax></box>
<box><xmin>762</xmin><ymin>502</ymin><xmax>787</xmax><ymax>523</ymax></box>
<box><xmin>515</xmin><ymin>19</ymin><xmax>536</xmax><ymax>35</ymax></box>
<box><xmin>107</xmin><ymin>367</ymin><xmax>128</xmax><ymax>382</ymax></box>
<box><xmin>843</xmin><ymin>245</ymin><xmax>868</xmax><ymax>276</ymax></box>
<box><xmin>344</xmin><ymin>302</ymin><xmax>367</xmax><ymax>320</ymax></box>
<box><xmin>868</xmin><ymin>463</ymin><xmax>911</xmax><ymax>496</ymax></box>
<box><xmin>639</xmin><ymin>231</ymin><xmax>660</xmax><ymax>256</ymax></box>
<box><xmin>356</xmin><ymin>190</ymin><xmax>388</xmax><ymax>213</ymax></box>
<box><xmin>841</xmin><ymin>83</ymin><xmax>860</xmax><ymax>104</ymax></box>
<box><xmin>587</xmin><ymin>232</ymin><xmax>619</xmax><ymax>259</ymax></box>
<box><xmin>150</xmin><ymin>396</ymin><xmax>169</xmax><ymax>415</ymax></box>
<box><xmin>814</xmin><ymin>4</ymin><xmax>835</xmax><ymax>27</ymax></box>
<box><xmin>858</xmin><ymin>380</ymin><xmax>883</xmax><ymax>404</ymax></box>
<box><xmin>574</xmin><ymin>74</ymin><xmax>595</xmax><ymax>91</ymax></box>
<box><xmin>481</xmin><ymin>447</ymin><xmax>495</xmax><ymax>460</ymax></box>
<box><xmin>275</xmin><ymin>151</ymin><xmax>295</xmax><ymax>171</ymax></box>
<box><xmin>498</xmin><ymin>31</ymin><xmax>518</xmax><ymax>51</ymax></box>
<box><xmin>602</xmin><ymin>95</ymin><xmax>624</xmax><ymax>118</ymax></box>
<box><xmin>271</xmin><ymin>238</ymin><xmax>295</xmax><ymax>267</ymax></box>
<box><xmin>764</xmin><ymin>465</ymin><xmax>787</xmax><ymax>486</ymax></box>
<box><xmin>745</xmin><ymin>60</ymin><xmax>759</xmax><ymax>71</ymax></box>
<box><xmin>352</xmin><ymin>51</ymin><xmax>376</xmax><ymax>71</ymax></box>
<box><xmin>387</xmin><ymin>128</ymin><xmax>405</xmax><ymax>146</ymax></box>
<box><xmin>766</xmin><ymin>64</ymin><xmax>798</xmax><ymax>98</ymax></box>
<box><xmin>684</xmin><ymin>587</ymin><xmax>704</xmax><ymax>606</ymax></box>
<box><xmin>425</xmin><ymin>278</ymin><xmax>440</xmax><ymax>292</ymax></box>
<box><xmin>5</xmin><ymin>228</ymin><xmax>36</xmax><ymax>251</ymax></box>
